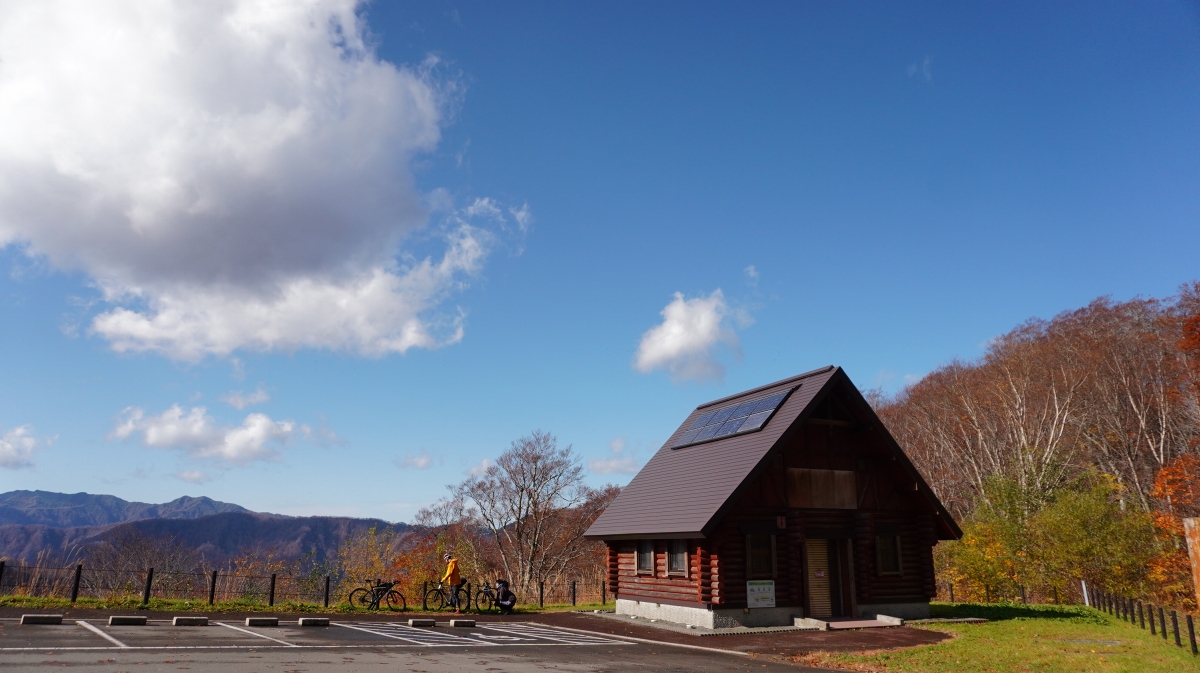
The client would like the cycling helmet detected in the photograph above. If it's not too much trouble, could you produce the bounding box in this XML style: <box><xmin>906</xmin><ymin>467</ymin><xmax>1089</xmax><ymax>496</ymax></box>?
<box><xmin>443</xmin><ymin>553</ymin><xmax>452</xmax><ymax>561</ymax></box>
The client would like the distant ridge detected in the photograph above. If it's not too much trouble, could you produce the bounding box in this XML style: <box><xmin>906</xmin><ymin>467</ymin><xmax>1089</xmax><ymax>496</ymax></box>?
<box><xmin>0</xmin><ymin>491</ymin><xmax>405</xmax><ymax>564</ymax></box>
<box><xmin>0</xmin><ymin>490</ymin><xmax>250</xmax><ymax>528</ymax></box>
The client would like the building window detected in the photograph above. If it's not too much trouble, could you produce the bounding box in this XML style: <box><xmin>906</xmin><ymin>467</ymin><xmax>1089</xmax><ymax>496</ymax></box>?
<box><xmin>746</xmin><ymin>533</ymin><xmax>776</xmax><ymax>578</ymax></box>
<box><xmin>636</xmin><ymin>540</ymin><xmax>654</xmax><ymax>574</ymax></box>
<box><xmin>876</xmin><ymin>535</ymin><xmax>902</xmax><ymax>575</ymax></box>
<box><xmin>668</xmin><ymin>540</ymin><xmax>688</xmax><ymax>575</ymax></box>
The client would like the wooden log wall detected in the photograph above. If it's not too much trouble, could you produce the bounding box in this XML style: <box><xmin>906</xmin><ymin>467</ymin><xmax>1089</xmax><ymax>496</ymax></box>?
<box><xmin>606</xmin><ymin>543</ymin><xmax>620</xmax><ymax>598</ymax></box>
<box><xmin>868</xmin><ymin>512</ymin><xmax>929</xmax><ymax>602</ymax></box>
<box><xmin>854</xmin><ymin>511</ymin><xmax>874</xmax><ymax>604</ymax></box>
<box><xmin>611</xmin><ymin>540</ymin><xmax>702</xmax><ymax>604</ymax></box>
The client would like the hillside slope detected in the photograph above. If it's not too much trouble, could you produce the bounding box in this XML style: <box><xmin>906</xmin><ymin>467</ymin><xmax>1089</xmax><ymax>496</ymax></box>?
<box><xmin>0</xmin><ymin>491</ymin><xmax>406</xmax><ymax>565</ymax></box>
<box><xmin>0</xmin><ymin>490</ymin><xmax>248</xmax><ymax>528</ymax></box>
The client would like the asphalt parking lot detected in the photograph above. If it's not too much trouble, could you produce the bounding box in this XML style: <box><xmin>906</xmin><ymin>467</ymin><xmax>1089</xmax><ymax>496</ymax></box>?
<box><xmin>0</xmin><ymin>617</ymin><xmax>833</xmax><ymax>672</ymax></box>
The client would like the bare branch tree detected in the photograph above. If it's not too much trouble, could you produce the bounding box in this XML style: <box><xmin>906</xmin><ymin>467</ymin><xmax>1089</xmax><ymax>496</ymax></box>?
<box><xmin>453</xmin><ymin>430</ymin><xmax>594</xmax><ymax>586</ymax></box>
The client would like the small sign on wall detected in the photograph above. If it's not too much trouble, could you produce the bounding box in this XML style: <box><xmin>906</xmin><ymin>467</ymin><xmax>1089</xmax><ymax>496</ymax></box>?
<box><xmin>746</xmin><ymin>580</ymin><xmax>776</xmax><ymax>608</ymax></box>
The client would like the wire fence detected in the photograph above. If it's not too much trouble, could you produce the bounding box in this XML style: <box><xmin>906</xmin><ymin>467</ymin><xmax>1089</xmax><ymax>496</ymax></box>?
<box><xmin>1093</xmin><ymin>587</ymin><xmax>1198</xmax><ymax>657</ymax></box>
<box><xmin>0</xmin><ymin>561</ymin><xmax>340</xmax><ymax>606</ymax></box>
<box><xmin>0</xmin><ymin>561</ymin><xmax>609</xmax><ymax>611</ymax></box>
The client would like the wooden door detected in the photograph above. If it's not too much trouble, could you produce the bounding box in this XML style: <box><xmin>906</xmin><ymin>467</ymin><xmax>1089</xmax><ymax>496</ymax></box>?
<box><xmin>805</xmin><ymin>539</ymin><xmax>832</xmax><ymax>618</ymax></box>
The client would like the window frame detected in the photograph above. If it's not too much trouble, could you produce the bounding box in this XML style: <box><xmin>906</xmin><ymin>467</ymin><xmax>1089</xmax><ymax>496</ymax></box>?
<box><xmin>667</xmin><ymin>539</ymin><xmax>689</xmax><ymax>577</ymax></box>
<box><xmin>745</xmin><ymin>533</ymin><xmax>777</xmax><ymax>579</ymax></box>
<box><xmin>875</xmin><ymin>534</ymin><xmax>903</xmax><ymax>576</ymax></box>
<box><xmin>636</xmin><ymin>540</ymin><xmax>654</xmax><ymax>575</ymax></box>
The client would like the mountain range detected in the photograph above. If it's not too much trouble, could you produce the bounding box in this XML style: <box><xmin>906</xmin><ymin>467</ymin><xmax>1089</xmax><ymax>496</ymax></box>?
<box><xmin>0</xmin><ymin>490</ymin><xmax>405</xmax><ymax>564</ymax></box>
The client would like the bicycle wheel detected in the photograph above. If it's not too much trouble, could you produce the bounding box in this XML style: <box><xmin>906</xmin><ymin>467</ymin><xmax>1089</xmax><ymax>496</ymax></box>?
<box><xmin>386</xmin><ymin>590</ymin><xmax>406</xmax><ymax>611</ymax></box>
<box><xmin>348</xmin><ymin>587</ymin><xmax>371</xmax><ymax>609</ymax></box>
<box><xmin>474</xmin><ymin>591</ymin><xmax>494</xmax><ymax>614</ymax></box>
<box><xmin>424</xmin><ymin>588</ymin><xmax>446</xmax><ymax>611</ymax></box>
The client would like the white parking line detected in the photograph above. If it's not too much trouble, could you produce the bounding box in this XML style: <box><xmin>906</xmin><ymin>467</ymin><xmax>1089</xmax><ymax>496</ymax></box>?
<box><xmin>215</xmin><ymin>622</ymin><xmax>297</xmax><ymax>647</ymax></box>
<box><xmin>480</xmin><ymin>623</ymin><xmax>618</xmax><ymax>645</ymax></box>
<box><xmin>75</xmin><ymin>621</ymin><xmax>129</xmax><ymax>648</ymax></box>
<box><xmin>332</xmin><ymin>621</ymin><xmax>460</xmax><ymax>646</ymax></box>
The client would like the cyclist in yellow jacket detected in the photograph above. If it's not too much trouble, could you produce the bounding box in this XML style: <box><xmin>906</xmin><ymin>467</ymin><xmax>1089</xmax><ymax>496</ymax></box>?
<box><xmin>441</xmin><ymin>552</ymin><xmax>465</xmax><ymax>612</ymax></box>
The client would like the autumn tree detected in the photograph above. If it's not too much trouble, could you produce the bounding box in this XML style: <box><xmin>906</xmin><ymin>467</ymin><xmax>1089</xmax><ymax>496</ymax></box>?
<box><xmin>336</xmin><ymin>526</ymin><xmax>406</xmax><ymax>592</ymax></box>
<box><xmin>432</xmin><ymin>430</ymin><xmax>617</xmax><ymax>589</ymax></box>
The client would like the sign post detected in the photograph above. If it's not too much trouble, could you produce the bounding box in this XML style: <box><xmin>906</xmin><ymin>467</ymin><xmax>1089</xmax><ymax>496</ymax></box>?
<box><xmin>1184</xmin><ymin>518</ymin><xmax>1200</xmax><ymax>611</ymax></box>
<box><xmin>746</xmin><ymin>580</ymin><xmax>775</xmax><ymax>609</ymax></box>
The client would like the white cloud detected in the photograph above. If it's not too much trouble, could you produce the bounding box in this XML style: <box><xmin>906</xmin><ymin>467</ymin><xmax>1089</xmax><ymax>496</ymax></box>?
<box><xmin>0</xmin><ymin>425</ymin><xmax>38</xmax><ymax>469</ymax></box>
<box><xmin>907</xmin><ymin>54</ymin><xmax>932</xmax><ymax>82</ymax></box>
<box><xmin>509</xmin><ymin>204</ymin><xmax>533</xmax><ymax>233</ymax></box>
<box><xmin>113</xmin><ymin>405</ymin><xmax>297</xmax><ymax>464</ymax></box>
<box><xmin>634</xmin><ymin>289</ymin><xmax>747</xmax><ymax>383</ymax></box>
<box><xmin>744</xmin><ymin>265</ymin><xmax>759</xmax><ymax>281</ymax></box>
<box><xmin>0</xmin><ymin>0</ymin><xmax>506</xmax><ymax>360</ymax></box>
<box><xmin>90</xmin><ymin>226</ymin><xmax>488</xmax><ymax>359</ymax></box>
<box><xmin>467</xmin><ymin>458</ymin><xmax>493</xmax><ymax>477</ymax></box>
<box><xmin>396</xmin><ymin>450</ymin><xmax>433</xmax><ymax>470</ymax></box>
<box><xmin>176</xmin><ymin>470</ymin><xmax>211</xmax><ymax>484</ymax></box>
<box><xmin>588</xmin><ymin>437</ymin><xmax>639</xmax><ymax>475</ymax></box>
<box><xmin>220</xmin><ymin>384</ymin><xmax>270</xmax><ymax>410</ymax></box>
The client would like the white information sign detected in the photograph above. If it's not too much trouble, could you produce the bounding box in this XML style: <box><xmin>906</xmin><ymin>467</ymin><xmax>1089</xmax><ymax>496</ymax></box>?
<box><xmin>746</xmin><ymin>580</ymin><xmax>776</xmax><ymax>609</ymax></box>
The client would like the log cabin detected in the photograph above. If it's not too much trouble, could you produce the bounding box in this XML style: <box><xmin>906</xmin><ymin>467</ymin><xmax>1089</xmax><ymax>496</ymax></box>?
<box><xmin>584</xmin><ymin>366</ymin><xmax>961</xmax><ymax>628</ymax></box>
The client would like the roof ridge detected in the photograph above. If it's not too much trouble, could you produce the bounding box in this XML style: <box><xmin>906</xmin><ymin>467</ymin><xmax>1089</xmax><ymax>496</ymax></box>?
<box><xmin>695</xmin><ymin>365</ymin><xmax>836</xmax><ymax>410</ymax></box>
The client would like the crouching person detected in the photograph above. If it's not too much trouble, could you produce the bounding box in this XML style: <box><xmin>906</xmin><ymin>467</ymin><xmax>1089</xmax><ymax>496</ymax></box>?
<box><xmin>495</xmin><ymin>579</ymin><xmax>517</xmax><ymax>615</ymax></box>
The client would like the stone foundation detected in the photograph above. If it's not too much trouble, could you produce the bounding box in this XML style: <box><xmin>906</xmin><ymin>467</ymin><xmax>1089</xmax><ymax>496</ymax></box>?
<box><xmin>857</xmin><ymin>601</ymin><xmax>931</xmax><ymax>620</ymax></box>
<box><xmin>615</xmin><ymin>599</ymin><xmax>805</xmax><ymax>628</ymax></box>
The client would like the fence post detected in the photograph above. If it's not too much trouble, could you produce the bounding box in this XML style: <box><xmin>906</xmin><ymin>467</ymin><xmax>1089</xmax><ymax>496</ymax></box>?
<box><xmin>209</xmin><ymin>570</ymin><xmax>218</xmax><ymax>605</ymax></box>
<box><xmin>70</xmin><ymin>564</ymin><xmax>82</xmax><ymax>603</ymax></box>
<box><xmin>1151</xmin><ymin>604</ymin><xmax>1157</xmax><ymax>635</ymax></box>
<box><xmin>268</xmin><ymin>573</ymin><xmax>277</xmax><ymax>607</ymax></box>
<box><xmin>539</xmin><ymin>581</ymin><xmax>544</xmax><ymax>608</ymax></box>
<box><xmin>0</xmin><ymin>560</ymin><xmax>5</xmax><ymax>597</ymax></box>
<box><xmin>324</xmin><ymin>575</ymin><xmax>330</xmax><ymax>608</ymax></box>
<box><xmin>948</xmin><ymin>581</ymin><xmax>955</xmax><ymax>603</ymax></box>
<box><xmin>1188</xmin><ymin>614</ymin><xmax>1197</xmax><ymax>655</ymax></box>
<box><xmin>601</xmin><ymin>579</ymin><xmax>606</xmax><ymax>606</ymax></box>
<box><xmin>1139</xmin><ymin>602</ymin><xmax>1145</xmax><ymax>629</ymax></box>
<box><xmin>422</xmin><ymin>581</ymin><xmax>428</xmax><ymax>611</ymax></box>
<box><xmin>1161</xmin><ymin>606</ymin><xmax>1168</xmax><ymax>640</ymax></box>
<box><xmin>465</xmin><ymin>583</ymin><xmax>472</xmax><ymax>612</ymax></box>
<box><xmin>142</xmin><ymin>568</ymin><xmax>154</xmax><ymax>605</ymax></box>
<box><xmin>1174</xmin><ymin>611</ymin><xmax>1182</xmax><ymax>647</ymax></box>
<box><xmin>571</xmin><ymin>580</ymin><xmax>576</xmax><ymax>606</ymax></box>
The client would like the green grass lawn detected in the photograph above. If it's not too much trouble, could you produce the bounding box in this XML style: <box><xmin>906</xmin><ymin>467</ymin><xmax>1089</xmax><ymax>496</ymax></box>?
<box><xmin>811</xmin><ymin>602</ymin><xmax>1200</xmax><ymax>673</ymax></box>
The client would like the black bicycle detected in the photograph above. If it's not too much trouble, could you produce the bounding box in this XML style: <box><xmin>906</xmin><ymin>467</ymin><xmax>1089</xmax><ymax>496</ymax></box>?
<box><xmin>347</xmin><ymin>580</ymin><xmax>406</xmax><ymax>611</ymax></box>
<box><xmin>474</xmin><ymin>580</ymin><xmax>518</xmax><ymax>614</ymax></box>
<box><xmin>473</xmin><ymin>581</ymin><xmax>498</xmax><ymax>613</ymax></box>
<box><xmin>424</xmin><ymin>581</ymin><xmax>469</xmax><ymax>611</ymax></box>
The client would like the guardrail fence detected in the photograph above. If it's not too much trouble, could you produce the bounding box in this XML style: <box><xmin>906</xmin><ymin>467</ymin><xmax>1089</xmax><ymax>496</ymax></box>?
<box><xmin>0</xmin><ymin>561</ymin><xmax>608</xmax><ymax>612</ymax></box>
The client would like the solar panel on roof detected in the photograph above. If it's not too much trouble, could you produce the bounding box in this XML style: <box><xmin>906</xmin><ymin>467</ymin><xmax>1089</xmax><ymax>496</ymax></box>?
<box><xmin>689</xmin><ymin>412</ymin><xmax>715</xmax><ymax>430</ymax></box>
<box><xmin>739</xmin><ymin>410</ymin><xmax>773</xmax><ymax>431</ymax></box>
<box><xmin>715</xmin><ymin>418</ymin><xmax>744</xmax><ymax>436</ymax></box>
<box><xmin>669</xmin><ymin>386</ymin><xmax>795</xmax><ymax>449</ymax></box>
<box><xmin>709</xmin><ymin>407</ymin><xmax>736</xmax><ymax>424</ymax></box>
<box><xmin>730</xmin><ymin>400</ymin><xmax>758</xmax><ymax>418</ymax></box>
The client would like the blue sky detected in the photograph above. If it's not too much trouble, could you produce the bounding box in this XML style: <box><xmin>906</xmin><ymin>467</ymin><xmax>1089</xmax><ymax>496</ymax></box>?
<box><xmin>0</xmin><ymin>1</ymin><xmax>1197</xmax><ymax>521</ymax></box>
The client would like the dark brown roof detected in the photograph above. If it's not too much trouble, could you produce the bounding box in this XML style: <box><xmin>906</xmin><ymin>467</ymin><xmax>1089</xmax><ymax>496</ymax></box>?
<box><xmin>584</xmin><ymin>366</ymin><xmax>961</xmax><ymax>540</ymax></box>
